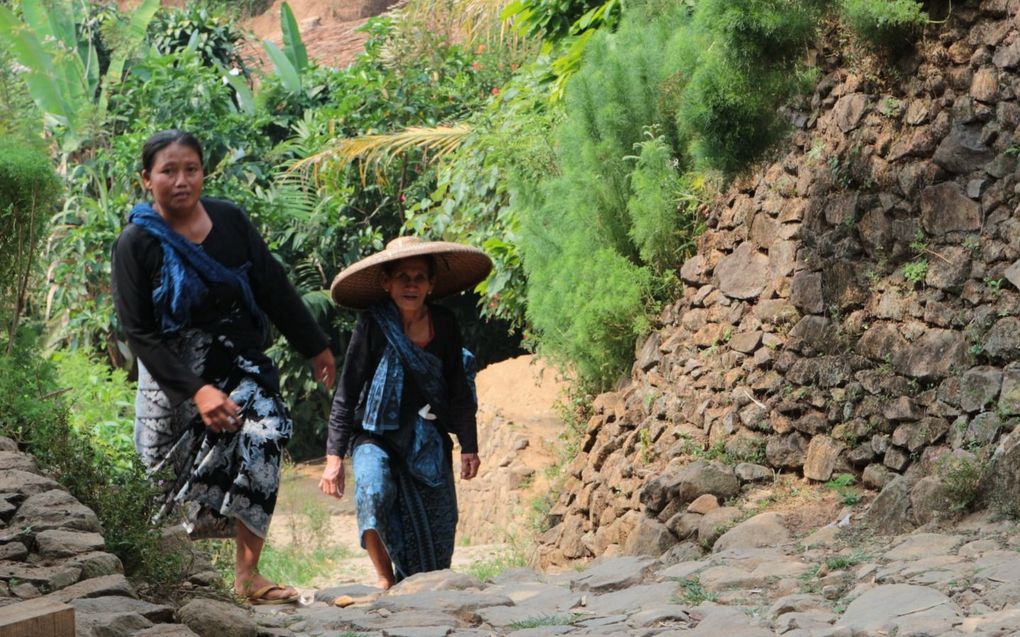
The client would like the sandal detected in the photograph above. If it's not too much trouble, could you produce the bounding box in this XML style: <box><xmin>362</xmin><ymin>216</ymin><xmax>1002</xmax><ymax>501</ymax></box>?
<box><xmin>245</xmin><ymin>583</ymin><xmax>300</xmax><ymax>606</ymax></box>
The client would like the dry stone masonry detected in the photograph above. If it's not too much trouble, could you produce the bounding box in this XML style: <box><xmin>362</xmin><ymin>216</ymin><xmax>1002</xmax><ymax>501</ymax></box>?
<box><xmin>538</xmin><ymin>0</ymin><xmax>1020</xmax><ymax>568</ymax></box>
<box><xmin>0</xmin><ymin>436</ymin><xmax>252</xmax><ymax>637</ymax></box>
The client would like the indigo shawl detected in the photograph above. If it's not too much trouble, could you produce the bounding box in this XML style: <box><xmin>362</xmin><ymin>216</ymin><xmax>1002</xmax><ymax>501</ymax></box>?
<box><xmin>362</xmin><ymin>301</ymin><xmax>447</xmax><ymax>433</ymax></box>
<box><xmin>128</xmin><ymin>202</ymin><xmax>266</xmax><ymax>334</ymax></box>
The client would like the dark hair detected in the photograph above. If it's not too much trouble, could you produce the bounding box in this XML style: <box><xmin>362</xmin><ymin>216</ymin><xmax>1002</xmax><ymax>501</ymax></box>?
<box><xmin>141</xmin><ymin>129</ymin><xmax>204</xmax><ymax>172</ymax></box>
<box><xmin>382</xmin><ymin>255</ymin><xmax>438</xmax><ymax>278</ymax></box>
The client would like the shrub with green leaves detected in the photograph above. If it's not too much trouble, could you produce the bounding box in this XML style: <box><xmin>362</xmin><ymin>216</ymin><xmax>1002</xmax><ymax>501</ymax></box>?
<box><xmin>0</xmin><ymin>332</ymin><xmax>185</xmax><ymax>592</ymax></box>
<box><xmin>840</xmin><ymin>0</ymin><xmax>927</xmax><ymax>49</ymax></box>
<box><xmin>678</xmin><ymin>0</ymin><xmax>822</xmax><ymax>174</ymax></box>
<box><xmin>404</xmin><ymin>67</ymin><xmax>562</xmax><ymax>329</ymax></box>
<box><xmin>514</xmin><ymin>3</ymin><xmax>697</xmax><ymax>388</ymax></box>
<box><xmin>148</xmin><ymin>5</ymin><xmax>247</xmax><ymax>71</ymax></box>
<box><xmin>0</xmin><ymin>141</ymin><xmax>61</xmax><ymax>349</ymax></box>
<box><xmin>696</xmin><ymin>0</ymin><xmax>826</xmax><ymax>67</ymax></box>
<box><xmin>627</xmin><ymin>134</ymin><xmax>705</xmax><ymax>270</ymax></box>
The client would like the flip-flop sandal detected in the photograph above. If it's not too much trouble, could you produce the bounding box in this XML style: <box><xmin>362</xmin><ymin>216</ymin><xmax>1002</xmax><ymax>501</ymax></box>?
<box><xmin>246</xmin><ymin>583</ymin><xmax>300</xmax><ymax>606</ymax></box>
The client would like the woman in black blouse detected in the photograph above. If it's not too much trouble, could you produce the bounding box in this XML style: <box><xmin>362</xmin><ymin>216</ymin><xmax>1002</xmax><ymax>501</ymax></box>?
<box><xmin>320</xmin><ymin>237</ymin><xmax>491</xmax><ymax>589</ymax></box>
<box><xmin>111</xmin><ymin>130</ymin><xmax>335</xmax><ymax>605</ymax></box>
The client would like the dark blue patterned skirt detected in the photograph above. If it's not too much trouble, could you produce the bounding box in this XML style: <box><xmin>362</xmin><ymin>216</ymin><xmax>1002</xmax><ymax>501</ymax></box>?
<box><xmin>352</xmin><ymin>439</ymin><xmax>457</xmax><ymax>581</ymax></box>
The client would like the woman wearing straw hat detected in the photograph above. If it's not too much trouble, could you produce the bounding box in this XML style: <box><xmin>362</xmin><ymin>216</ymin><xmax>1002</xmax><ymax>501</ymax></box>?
<box><xmin>319</xmin><ymin>236</ymin><xmax>491</xmax><ymax>589</ymax></box>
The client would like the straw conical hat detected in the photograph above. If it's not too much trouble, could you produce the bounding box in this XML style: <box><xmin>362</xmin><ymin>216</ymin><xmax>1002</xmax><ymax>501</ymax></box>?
<box><xmin>329</xmin><ymin>236</ymin><xmax>493</xmax><ymax>309</ymax></box>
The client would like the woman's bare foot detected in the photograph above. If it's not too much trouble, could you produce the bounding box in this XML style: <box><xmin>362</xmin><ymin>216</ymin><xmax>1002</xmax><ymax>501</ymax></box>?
<box><xmin>377</xmin><ymin>576</ymin><xmax>395</xmax><ymax>590</ymax></box>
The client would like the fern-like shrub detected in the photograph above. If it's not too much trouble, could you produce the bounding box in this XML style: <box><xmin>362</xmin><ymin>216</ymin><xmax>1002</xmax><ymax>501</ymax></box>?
<box><xmin>840</xmin><ymin>0</ymin><xmax>927</xmax><ymax>49</ymax></box>
<box><xmin>516</xmin><ymin>3</ymin><xmax>694</xmax><ymax>389</ymax></box>
<box><xmin>627</xmin><ymin>134</ymin><xmax>705</xmax><ymax>270</ymax></box>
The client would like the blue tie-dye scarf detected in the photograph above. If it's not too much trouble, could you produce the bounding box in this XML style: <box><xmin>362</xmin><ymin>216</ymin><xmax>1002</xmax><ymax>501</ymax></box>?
<box><xmin>362</xmin><ymin>300</ymin><xmax>447</xmax><ymax>433</ymax></box>
<box><xmin>128</xmin><ymin>202</ymin><xmax>266</xmax><ymax>335</ymax></box>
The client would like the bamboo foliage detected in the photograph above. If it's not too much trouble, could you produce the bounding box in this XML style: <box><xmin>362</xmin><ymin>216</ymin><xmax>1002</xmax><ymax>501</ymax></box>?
<box><xmin>292</xmin><ymin>124</ymin><xmax>472</xmax><ymax>184</ymax></box>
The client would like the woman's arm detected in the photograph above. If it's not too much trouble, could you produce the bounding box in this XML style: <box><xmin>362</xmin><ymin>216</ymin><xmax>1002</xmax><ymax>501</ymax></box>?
<box><xmin>321</xmin><ymin>313</ymin><xmax>373</xmax><ymax>497</ymax></box>
<box><xmin>112</xmin><ymin>230</ymin><xmax>243</xmax><ymax>432</ymax></box>
<box><xmin>435</xmin><ymin>308</ymin><xmax>480</xmax><ymax>479</ymax></box>
<box><xmin>238</xmin><ymin>207</ymin><xmax>331</xmax><ymax>361</ymax></box>
<box><xmin>111</xmin><ymin>229</ymin><xmax>205</xmax><ymax>405</ymax></box>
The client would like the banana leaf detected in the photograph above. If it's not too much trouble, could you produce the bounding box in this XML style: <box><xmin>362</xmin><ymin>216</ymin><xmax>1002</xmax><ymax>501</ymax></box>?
<box><xmin>281</xmin><ymin>2</ymin><xmax>308</xmax><ymax>73</ymax></box>
<box><xmin>263</xmin><ymin>39</ymin><xmax>302</xmax><ymax>94</ymax></box>
<box><xmin>0</xmin><ymin>6</ymin><xmax>74</xmax><ymax>124</ymax></box>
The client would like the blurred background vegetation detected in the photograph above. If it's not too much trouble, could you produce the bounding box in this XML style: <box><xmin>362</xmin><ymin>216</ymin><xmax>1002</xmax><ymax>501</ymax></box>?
<box><xmin>0</xmin><ymin>0</ymin><xmax>933</xmax><ymax>589</ymax></box>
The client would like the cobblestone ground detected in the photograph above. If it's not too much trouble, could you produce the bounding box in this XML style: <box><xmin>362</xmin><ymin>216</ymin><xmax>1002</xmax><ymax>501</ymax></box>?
<box><xmin>246</xmin><ymin>511</ymin><xmax>1020</xmax><ymax>637</ymax></box>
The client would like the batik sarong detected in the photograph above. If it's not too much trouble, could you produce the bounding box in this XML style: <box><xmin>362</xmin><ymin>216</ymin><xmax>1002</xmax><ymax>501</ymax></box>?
<box><xmin>134</xmin><ymin>328</ymin><xmax>291</xmax><ymax>539</ymax></box>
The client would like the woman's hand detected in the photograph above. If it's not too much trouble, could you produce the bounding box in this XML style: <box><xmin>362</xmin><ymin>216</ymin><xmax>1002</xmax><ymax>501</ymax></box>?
<box><xmin>319</xmin><ymin>454</ymin><xmax>345</xmax><ymax>498</ymax></box>
<box><xmin>461</xmin><ymin>453</ymin><xmax>481</xmax><ymax>480</ymax></box>
<box><xmin>311</xmin><ymin>348</ymin><xmax>336</xmax><ymax>390</ymax></box>
<box><xmin>194</xmin><ymin>384</ymin><xmax>241</xmax><ymax>433</ymax></box>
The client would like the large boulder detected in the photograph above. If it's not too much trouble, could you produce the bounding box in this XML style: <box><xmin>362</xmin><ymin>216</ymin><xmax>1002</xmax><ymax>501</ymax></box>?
<box><xmin>11</xmin><ymin>490</ymin><xmax>100</xmax><ymax>534</ymax></box>
<box><xmin>713</xmin><ymin>512</ymin><xmax>789</xmax><ymax>553</ymax></box>
<box><xmin>178</xmin><ymin>599</ymin><xmax>256</xmax><ymax>637</ymax></box>
<box><xmin>864</xmin><ymin>476</ymin><xmax>914</xmax><ymax>535</ymax></box>
<box><xmin>639</xmin><ymin>461</ymin><xmax>740</xmax><ymax>514</ymax></box>
<box><xmin>803</xmin><ymin>436</ymin><xmax>846</xmax><ymax>482</ymax></box>
<box><xmin>715</xmin><ymin>242</ymin><xmax>770</xmax><ymax>300</ymax></box>
<box><xmin>932</xmin><ymin>125</ymin><xmax>994</xmax><ymax>174</ymax></box>
<box><xmin>836</xmin><ymin>584</ymin><xmax>960</xmax><ymax>635</ymax></box>
<box><xmin>622</xmin><ymin>517</ymin><xmax>678</xmax><ymax>557</ymax></box>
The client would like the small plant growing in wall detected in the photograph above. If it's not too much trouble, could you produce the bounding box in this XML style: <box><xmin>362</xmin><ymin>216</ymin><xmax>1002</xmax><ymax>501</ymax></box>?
<box><xmin>903</xmin><ymin>258</ymin><xmax>928</xmax><ymax>285</ymax></box>
<box><xmin>936</xmin><ymin>451</ymin><xmax>990</xmax><ymax>513</ymax></box>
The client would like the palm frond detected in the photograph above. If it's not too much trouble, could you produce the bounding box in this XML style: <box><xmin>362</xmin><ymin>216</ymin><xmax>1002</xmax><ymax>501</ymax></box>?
<box><xmin>291</xmin><ymin>124</ymin><xmax>472</xmax><ymax>182</ymax></box>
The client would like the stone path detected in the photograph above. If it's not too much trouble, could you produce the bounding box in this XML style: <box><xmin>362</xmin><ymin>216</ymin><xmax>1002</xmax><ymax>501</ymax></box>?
<box><xmin>242</xmin><ymin>511</ymin><xmax>1020</xmax><ymax>637</ymax></box>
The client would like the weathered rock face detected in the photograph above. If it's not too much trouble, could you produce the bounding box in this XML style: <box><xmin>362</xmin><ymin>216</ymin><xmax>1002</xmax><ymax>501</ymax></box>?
<box><xmin>538</xmin><ymin>4</ymin><xmax>1020</xmax><ymax>568</ymax></box>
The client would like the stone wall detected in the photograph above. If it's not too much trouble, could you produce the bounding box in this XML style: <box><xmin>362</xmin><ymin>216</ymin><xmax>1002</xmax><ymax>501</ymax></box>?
<box><xmin>538</xmin><ymin>0</ymin><xmax>1020</xmax><ymax>568</ymax></box>
<box><xmin>0</xmin><ymin>436</ymin><xmax>241</xmax><ymax>636</ymax></box>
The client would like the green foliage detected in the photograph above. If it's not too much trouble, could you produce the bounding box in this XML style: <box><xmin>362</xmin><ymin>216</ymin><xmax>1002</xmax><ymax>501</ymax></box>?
<box><xmin>903</xmin><ymin>258</ymin><xmax>928</xmax><ymax>285</ymax></box>
<box><xmin>674</xmin><ymin>577</ymin><xmax>718</xmax><ymax>604</ymax></box>
<box><xmin>0</xmin><ymin>47</ymin><xmax>41</xmax><ymax>141</ymax></box>
<box><xmin>937</xmin><ymin>451</ymin><xmax>988</xmax><ymax>513</ymax></box>
<box><xmin>51</xmin><ymin>349</ymin><xmax>135</xmax><ymax>473</ymax></box>
<box><xmin>840</xmin><ymin>0</ymin><xmax>927</xmax><ymax>49</ymax></box>
<box><xmin>0</xmin><ymin>333</ymin><xmax>185</xmax><ymax>593</ymax></box>
<box><xmin>627</xmin><ymin>134</ymin><xmax>705</xmax><ymax>271</ymax></box>
<box><xmin>405</xmin><ymin>68</ymin><xmax>561</xmax><ymax>328</ymax></box>
<box><xmin>516</xmin><ymin>4</ymin><xmax>700</xmax><ymax>388</ymax></box>
<box><xmin>0</xmin><ymin>141</ymin><xmax>61</xmax><ymax>350</ymax></box>
<box><xmin>463</xmin><ymin>547</ymin><xmax>529</xmax><ymax>582</ymax></box>
<box><xmin>148</xmin><ymin>4</ymin><xmax>247</xmax><ymax>71</ymax></box>
<box><xmin>502</xmin><ymin>0</ymin><xmax>616</xmax><ymax>42</ymax></box>
<box><xmin>280</xmin><ymin>2</ymin><xmax>308</xmax><ymax>73</ymax></box>
<box><xmin>678</xmin><ymin>0</ymin><xmax>822</xmax><ymax>174</ymax></box>
<box><xmin>824</xmin><ymin>473</ymin><xmax>860</xmax><ymax>506</ymax></box>
<box><xmin>697</xmin><ymin>0</ymin><xmax>824</xmax><ymax>66</ymax></box>
<box><xmin>0</xmin><ymin>0</ymin><xmax>159</xmax><ymax>152</ymax></box>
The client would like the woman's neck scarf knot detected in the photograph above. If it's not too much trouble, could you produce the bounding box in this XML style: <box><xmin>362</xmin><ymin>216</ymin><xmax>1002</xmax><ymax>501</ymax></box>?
<box><xmin>128</xmin><ymin>202</ymin><xmax>267</xmax><ymax>335</ymax></box>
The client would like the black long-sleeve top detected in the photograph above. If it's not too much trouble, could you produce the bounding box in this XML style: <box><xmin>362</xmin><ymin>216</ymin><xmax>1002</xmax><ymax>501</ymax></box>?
<box><xmin>111</xmin><ymin>197</ymin><xmax>329</xmax><ymax>405</ymax></box>
<box><xmin>327</xmin><ymin>305</ymin><xmax>478</xmax><ymax>457</ymax></box>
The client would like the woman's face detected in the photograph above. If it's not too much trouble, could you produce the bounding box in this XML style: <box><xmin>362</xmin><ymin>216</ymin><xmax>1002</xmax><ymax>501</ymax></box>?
<box><xmin>382</xmin><ymin>257</ymin><xmax>435</xmax><ymax>314</ymax></box>
<box><xmin>142</xmin><ymin>142</ymin><xmax>204</xmax><ymax>217</ymax></box>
